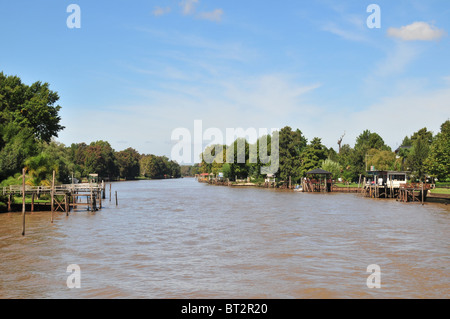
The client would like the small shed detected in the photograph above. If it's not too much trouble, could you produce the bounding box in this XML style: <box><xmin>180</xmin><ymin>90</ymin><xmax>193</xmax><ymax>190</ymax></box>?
<box><xmin>304</xmin><ymin>169</ymin><xmax>333</xmax><ymax>192</ymax></box>
<box><xmin>366</xmin><ymin>170</ymin><xmax>408</xmax><ymax>188</ymax></box>
<box><xmin>88</xmin><ymin>173</ymin><xmax>99</xmax><ymax>184</ymax></box>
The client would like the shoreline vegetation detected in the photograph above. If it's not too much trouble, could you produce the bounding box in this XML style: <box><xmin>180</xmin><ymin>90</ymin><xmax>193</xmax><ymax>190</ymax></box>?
<box><xmin>1</xmin><ymin>72</ymin><xmax>449</xmax><ymax>210</ymax></box>
<box><xmin>195</xmin><ymin>176</ymin><xmax>450</xmax><ymax>204</ymax></box>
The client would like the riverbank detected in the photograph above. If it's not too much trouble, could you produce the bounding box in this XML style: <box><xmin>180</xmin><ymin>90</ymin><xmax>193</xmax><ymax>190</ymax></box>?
<box><xmin>200</xmin><ymin>178</ymin><xmax>359</xmax><ymax>192</ymax></box>
<box><xmin>198</xmin><ymin>178</ymin><xmax>450</xmax><ymax>203</ymax></box>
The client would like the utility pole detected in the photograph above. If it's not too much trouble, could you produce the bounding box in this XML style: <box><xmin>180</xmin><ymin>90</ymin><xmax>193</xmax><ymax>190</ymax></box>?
<box><xmin>365</xmin><ymin>154</ymin><xmax>374</xmax><ymax>172</ymax></box>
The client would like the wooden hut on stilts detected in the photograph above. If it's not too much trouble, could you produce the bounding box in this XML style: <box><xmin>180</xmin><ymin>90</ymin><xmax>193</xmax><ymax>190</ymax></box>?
<box><xmin>303</xmin><ymin>169</ymin><xmax>333</xmax><ymax>193</ymax></box>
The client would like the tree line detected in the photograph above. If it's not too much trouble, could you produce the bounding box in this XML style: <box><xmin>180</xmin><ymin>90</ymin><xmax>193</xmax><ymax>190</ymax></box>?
<box><xmin>1</xmin><ymin>72</ymin><xmax>448</xmax><ymax>187</ymax></box>
<box><xmin>197</xmin><ymin>123</ymin><xmax>449</xmax><ymax>184</ymax></box>
<box><xmin>0</xmin><ymin>72</ymin><xmax>181</xmax><ymax>187</ymax></box>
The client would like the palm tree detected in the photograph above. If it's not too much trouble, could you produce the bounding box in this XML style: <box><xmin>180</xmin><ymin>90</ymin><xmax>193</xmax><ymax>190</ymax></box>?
<box><xmin>24</xmin><ymin>153</ymin><xmax>57</xmax><ymax>186</ymax></box>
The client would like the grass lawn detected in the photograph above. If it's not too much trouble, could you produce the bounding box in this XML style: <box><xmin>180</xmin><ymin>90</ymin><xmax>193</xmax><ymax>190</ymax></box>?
<box><xmin>435</xmin><ymin>182</ymin><xmax>450</xmax><ymax>188</ymax></box>
<box><xmin>13</xmin><ymin>196</ymin><xmax>51</xmax><ymax>204</ymax></box>
<box><xmin>334</xmin><ymin>183</ymin><xmax>360</xmax><ymax>188</ymax></box>
<box><xmin>429</xmin><ymin>188</ymin><xmax>450</xmax><ymax>195</ymax></box>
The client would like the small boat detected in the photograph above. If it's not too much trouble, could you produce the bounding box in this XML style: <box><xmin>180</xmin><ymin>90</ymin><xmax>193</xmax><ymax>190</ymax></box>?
<box><xmin>294</xmin><ymin>185</ymin><xmax>303</xmax><ymax>192</ymax></box>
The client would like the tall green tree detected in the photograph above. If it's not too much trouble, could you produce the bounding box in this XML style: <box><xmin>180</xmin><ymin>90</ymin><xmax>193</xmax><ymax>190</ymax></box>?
<box><xmin>425</xmin><ymin>120</ymin><xmax>450</xmax><ymax>181</ymax></box>
<box><xmin>0</xmin><ymin>73</ymin><xmax>64</xmax><ymax>180</ymax></box>
<box><xmin>83</xmin><ymin>141</ymin><xmax>119</xmax><ymax>180</ymax></box>
<box><xmin>300</xmin><ymin>137</ymin><xmax>327</xmax><ymax>176</ymax></box>
<box><xmin>336</xmin><ymin>144</ymin><xmax>356</xmax><ymax>181</ymax></box>
<box><xmin>116</xmin><ymin>147</ymin><xmax>141</xmax><ymax>180</ymax></box>
<box><xmin>352</xmin><ymin>130</ymin><xmax>390</xmax><ymax>178</ymax></box>
<box><xmin>366</xmin><ymin>148</ymin><xmax>397</xmax><ymax>171</ymax></box>
<box><xmin>140</xmin><ymin>154</ymin><xmax>181</xmax><ymax>179</ymax></box>
<box><xmin>321</xmin><ymin>158</ymin><xmax>342</xmax><ymax>179</ymax></box>
<box><xmin>354</xmin><ymin>130</ymin><xmax>390</xmax><ymax>152</ymax></box>
<box><xmin>407</xmin><ymin>136</ymin><xmax>430</xmax><ymax>181</ymax></box>
<box><xmin>397</xmin><ymin>127</ymin><xmax>434</xmax><ymax>181</ymax></box>
<box><xmin>411</xmin><ymin>127</ymin><xmax>433</xmax><ymax>146</ymax></box>
<box><xmin>229</xmin><ymin>138</ymin><xmax>250</xmax><ymax>180</ymax></box>
<box><xmin>0</xmin><ymin>72</ymin><xmax>64</xmax><ymax>142</ymax></box>
<box><xmin>0</xmin><ymin>124</ymin><xmax>36</xmax><ymax>180</ymax></box>
<box><xmin>278</xmin><ymin>126</ymin><xmax>307</xmax><ymax>182</ymax></box>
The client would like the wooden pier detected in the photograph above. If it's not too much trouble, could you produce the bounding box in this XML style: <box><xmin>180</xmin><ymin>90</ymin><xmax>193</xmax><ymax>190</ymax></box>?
<box><xmin>302</xmin><ymin>169</ymin><xmax>333</xmax><ymax>193</ymax></box>
<box><xmin>362</xmin><ymin>182</ymin><xmax>430</xmax><ymax>203</ymax></box>
<box><xmin>2</xmin><ymin>182</ymin><xmax>106</xmax><ymax>213</ymax></box>
<box><xmin>1</xmin><ymin>169</ymin><xmax>120</xmax><ymax>236</ymax></box>
<box><xmin>397</xmin><ymin>183</ymin><xmax>430</xmax><ymax>204</ymax></box>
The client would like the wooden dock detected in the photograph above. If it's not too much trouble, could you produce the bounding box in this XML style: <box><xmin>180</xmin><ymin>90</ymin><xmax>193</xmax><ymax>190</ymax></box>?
<box><xmin>362</xmin><ymin>182</ymin><xmax>430</xmax><ymax>203</ymax></box>
<box><xmin>397</xmin><ymin>183</ymin><xmax>430</xmax><ymax>204</ymax></box>
<box><xmin>2</xmin><ymin>182</ymin><xmax>106</xmax><ymax>213</ymax></box>
<box><xmin>2</xmin><ymin>169</ymin><xmax>110</xmax><ymax>236</ymax></box>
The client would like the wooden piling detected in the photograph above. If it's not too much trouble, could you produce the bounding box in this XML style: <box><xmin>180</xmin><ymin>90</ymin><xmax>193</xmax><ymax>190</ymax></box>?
<box><xmin>51</xmin><ymin>170</ymin><xmax>55</xmax><ymax>223</ymax></box>
<box><xmin>92</xmin><ymin>193</ymin><xmax>96</xmax><ymax>212</ymax></box>
<box><xmin>21</xmin><ymin>168</ymin><xmax>26</xmax><ymax>236</ymax></box>
<box><xmin>8</xmin><ymin>194</ymin><xmax>12</xmax><ymax>212</ymax></box>
<box><xmin>90</xmin><ymin>189</ymin><xmax>93</xmax><ymax>212</ymax></box>
<box><xmin>109</xmin><ymin>184</ymin><xmax>112</xmax><ymax>202</ymax></box>
<box><xmin>65</xmin><ymin>193</ymin><xmax>69</xmax><ymax>216</ymax></box>
<box><xmin>421</xmin><ymin>183</ymin><xmax>424</xmax><ymax>205</ymax></box>
<box><xmin>31</xmin><ymin>193</ymin><xmax>35</xmax><ymax>212</ymax></box>
<box><xmin>115</xmin><ymin>191</ymin><xmax>118</xmax><ymax>206</ymax></box>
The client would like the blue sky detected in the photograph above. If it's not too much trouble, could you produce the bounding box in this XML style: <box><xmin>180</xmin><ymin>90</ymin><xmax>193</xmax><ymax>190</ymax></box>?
<box><xmin>1</xmin><ymin>1</ymin><xmax>449</xmax><ymax>163</ymax></box>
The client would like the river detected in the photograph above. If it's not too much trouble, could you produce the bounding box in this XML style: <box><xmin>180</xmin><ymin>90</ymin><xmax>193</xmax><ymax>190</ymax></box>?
<box><xmin>0</xmin><ymin>178</ymin><xmax>448</xmax><ymax>298</ymax></box>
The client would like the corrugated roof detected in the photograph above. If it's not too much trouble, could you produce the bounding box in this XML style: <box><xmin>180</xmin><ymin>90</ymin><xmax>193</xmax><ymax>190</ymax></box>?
<box><xmin>306</xmin><ymin>168</ymin><xmax>332</xmax><ymax>175</ymax></box>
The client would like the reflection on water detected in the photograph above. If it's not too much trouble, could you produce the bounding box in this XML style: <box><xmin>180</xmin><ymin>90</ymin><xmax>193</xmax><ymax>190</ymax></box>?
<box><xmin>0</xmin><ymin>178</ymin><xmax>449</xmax><ymax>298</ymax></box>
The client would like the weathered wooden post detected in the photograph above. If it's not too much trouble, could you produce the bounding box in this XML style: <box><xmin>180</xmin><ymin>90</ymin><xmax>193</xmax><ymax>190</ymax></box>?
<box><xmin>115</xmin><ymin>191</ymin><xmax>118</xmax><ymax>206</ymax></box>
<box><xmin>89</xmin><ymin>188</ymin><xmax>93</xmax><ymax>212</ymax></box>
<box><xmin>51</xmin><ymin>170</ymin><xmax>55</xmax><ymax>223</ymax></box>
<box><xmin>21</xmin><ymin>168</ymin><xmax>26</xmax><ymax>236</ymax></box>
<box><xmin>421</xmin><ymin>182</ymin><xmax>424</xmax><ymax>205</ymax></box>
<box><xmin>65</xmin><ymin>193</ymin><xmax>69</xmax><ymax>216</ymax></box>
<box><xmin>92</xmin><ymin>193</ymin><xmax>96</xmax><ymax>212</ymax></box>
<box><xmin>8</xmin><ymin>193</ymin><xmax>11</xmax><ymax>212</ymax></box>
<box><xmin>358</xmin><ymin>174</ymin><xmax>362</xmax><ymax>193</ymax></box>
<box><xmin>109</xmin><ymin>183</ymin><xmax>112</xmax><ymax>202</ymax></box>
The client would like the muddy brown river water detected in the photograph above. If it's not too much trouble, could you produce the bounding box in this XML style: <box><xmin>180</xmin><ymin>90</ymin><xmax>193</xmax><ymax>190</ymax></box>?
<box><xmin>0</xmin><ymin>178</ymin><xmax>448</xmax><ymax>298</ymax></box>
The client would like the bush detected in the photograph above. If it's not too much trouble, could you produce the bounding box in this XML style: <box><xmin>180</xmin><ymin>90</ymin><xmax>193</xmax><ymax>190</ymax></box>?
<box><xmin>0</xmin><ymin>194</ymin><xmax>8</xmax><ymax>213</ymax></box>
<box><xmin>0</xmin><ymin>173</ymin><xmax>22</xmax><ymax>187</ymax></box>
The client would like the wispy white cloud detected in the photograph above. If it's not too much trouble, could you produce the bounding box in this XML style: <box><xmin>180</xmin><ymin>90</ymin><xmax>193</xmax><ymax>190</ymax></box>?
<box><xmin>133</xmin><ymin>27</ymin><xmax>257</xmax><ymax>64</ymax></box>
<box><xmin>374</xmin><ymin>42</ymin><xmax>422</xmax><ymax>77</ymax></box>
<box><xmin>319</xmin><ymin>4</ymin><xmax>371</xmax><ymax>43</ymax></box>
<box><xmin>152</xmin><ymin>6</ymin><xmax>171</xmax><ymax>17</ymax></box>
<box><xmin>221</xmin><ymin>74</ymin><xmax>321</xmax><ymax>117</ymax></box>
<box><xmin>180</xmin><ymin>0</ymin><xmax>199</xmax><ymax>16</ymax></box>
<box><xmin>443</xmin><ymin>76</ymin><xmax>450</xmax><ymax>85</ymax></box>
<box><xmin>387</xmin><ymin>22</ymin><xmax>446</xmax><ymax>41</ymax></box>
<box><xmin>197</xmin><ymin>9</ymin><xmax>223</xmax><ymax>22</ymax></box>
<box><xmin>322</xmin><ymin>22</ymin><xmax>368</xmax><ymax>42</ymax></box>
<box><xmin>177</xmin><ymin>1</ymin><xmax>224</xmax><ymax>22</ymax></box>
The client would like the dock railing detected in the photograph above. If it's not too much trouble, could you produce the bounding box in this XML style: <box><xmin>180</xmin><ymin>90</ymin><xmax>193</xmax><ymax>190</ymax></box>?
<box><xmin>3</xmin><ymin>183</ymin><xmax>102</xmax><ymax>195</ymax></box>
